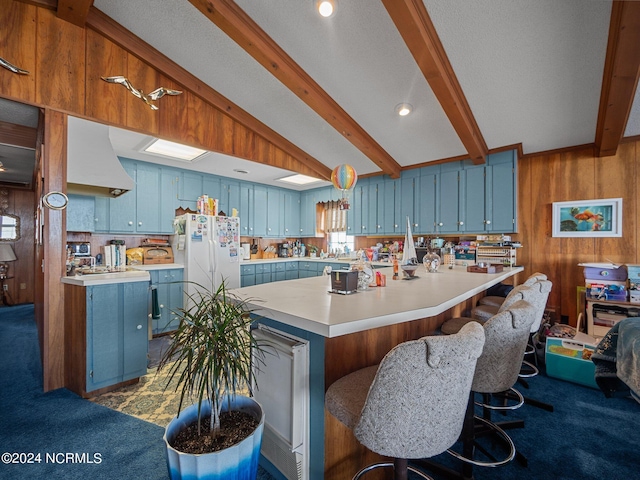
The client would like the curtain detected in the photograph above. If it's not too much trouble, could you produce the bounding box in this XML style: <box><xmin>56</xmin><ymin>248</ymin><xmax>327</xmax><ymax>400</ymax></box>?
<box><xmin>321</xmin><ymin>201</ymin><xmax>347</xmax><ymax>233</ymax></box>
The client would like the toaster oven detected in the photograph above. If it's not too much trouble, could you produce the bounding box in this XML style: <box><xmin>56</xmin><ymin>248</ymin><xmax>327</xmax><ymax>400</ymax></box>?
<box><xmin>67</xmin><ymin>242</ymin><xmax>91</xmax><ymax>257</ymax></box>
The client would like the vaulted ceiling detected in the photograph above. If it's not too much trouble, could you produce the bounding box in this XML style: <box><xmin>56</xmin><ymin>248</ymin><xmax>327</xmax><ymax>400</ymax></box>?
<box><xmin>2</xmin><ymin>0</ymin><xmax>640</xmax><ymax>190</ymax></box>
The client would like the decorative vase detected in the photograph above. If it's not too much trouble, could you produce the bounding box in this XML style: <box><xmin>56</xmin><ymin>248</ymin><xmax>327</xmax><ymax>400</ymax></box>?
<box><xmin>423</xmin><ymin>251</ymin><xmax>441</xmax><ymax>273</ymax></box>
<box><xmin>164</xmin><ymin>396</ymin><xmax>265</xmax><ymax>480</ymax></box>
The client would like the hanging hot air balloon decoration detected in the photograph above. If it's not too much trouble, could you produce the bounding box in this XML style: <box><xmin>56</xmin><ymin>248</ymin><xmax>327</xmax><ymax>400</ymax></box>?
<box><xmin>331</xmin><ymin>164</ymin><xmax>357</xmax><ymax>210</ymax></box>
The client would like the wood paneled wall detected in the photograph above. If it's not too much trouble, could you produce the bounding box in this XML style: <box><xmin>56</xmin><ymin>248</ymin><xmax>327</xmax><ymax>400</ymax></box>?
<box><xmin>514</xmin><ymin>140</ymin><xmax>639</xmax><ymax>325</ymax></box>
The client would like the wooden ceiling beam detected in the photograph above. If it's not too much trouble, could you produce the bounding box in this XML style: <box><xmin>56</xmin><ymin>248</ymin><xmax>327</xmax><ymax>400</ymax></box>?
<box><xmin>382</xmin><ymin>0</ymin><xmax>488</xmax><ymax>165</ymax></box>
<box><xmin>84</xmin><ymin>7</ymin><xmax>331</xmax><ymax>180</ymax></box>
<box><xmin>56</xmin><ymin>0</ymin><xmax>93</xmax><ymax>27</ymax></box>
<box><xmin>0</xmin><ymin>120</ymin><xmax>37</xmax><ymax>149</ymax></box>
<box><xmin>595</xmin><ymin>1</ymin><xmax>640</xmax><ymax>158</ymax></box>
<box><xmin>188</xmin><ymin>0</ymin><xmax>402</xmax><ymax>179</ymax></box>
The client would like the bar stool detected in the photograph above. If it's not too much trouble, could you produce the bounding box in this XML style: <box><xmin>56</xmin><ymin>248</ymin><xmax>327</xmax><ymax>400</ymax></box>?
<box><xmin>325</xmin><ymin>322</ymin><xmax>486</xmax><ymax>480</ymax></box>
<box><xmin>476</xmin><ymin>272</ymin><xmax>547</xmax><ymax>308</ymax></box>
<box><xmin>427</xmin><ymin>300</ymin><xmax>537</xmax><ymax>480</ymax></box>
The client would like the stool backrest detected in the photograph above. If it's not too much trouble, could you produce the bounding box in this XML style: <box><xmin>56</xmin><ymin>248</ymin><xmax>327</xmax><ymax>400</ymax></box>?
<box><xmin>472</xmin><ymin>299</ymin><xmax>537</xmax><ymax>394</ymax></box>
<box><xmin>354</xmin><ymin>322</ymin><xmax>485</xmax><ymax>459</ymax></box>
<box><xmin>523</xmin><ymin>272</ymin><xmax>548</xmax><ymax>286</ymax></box>
<box><xmin>527</xmin><ymin>279</ymin><xmax>552</xmax><ymax>333</ymax></box>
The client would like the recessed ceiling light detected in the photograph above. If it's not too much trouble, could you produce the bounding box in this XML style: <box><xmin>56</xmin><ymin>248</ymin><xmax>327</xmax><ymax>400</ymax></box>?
<box><xmin>276</xmin><ymin>174</ymin><xmax>322</xmax><ymax>185</ymax></box>
<box><xmin>395</xmin><ymin>103</ymin><xmax>413</xmax><ymax>116</ymax></box>
<box><xmin>143</xmin><ymin>138</ymin><xmax>207</xmax><ymax>162</ymax></box>
<box><xmin>316</xmin><ymin>0</ymin><xmax>336</xmax><ymax>18</ymax></box>
<box><xmin>0</xmin><ymin>162</ymin><xmax>5</xmax><ymax>172</ymax></box>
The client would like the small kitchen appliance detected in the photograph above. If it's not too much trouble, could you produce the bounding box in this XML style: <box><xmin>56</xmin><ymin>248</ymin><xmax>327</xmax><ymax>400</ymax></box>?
<box><xmin>67</xmin><ymin>242</ymin><xmax>91</xmax><ymax>257</ymax></box>
<box><xmin>278</xmin><ymin>243</ymin><xmax>293</xmax><ymax>258</ymax></box>
<box><xmin>330</xmin><ymin>270</ymin><xmax>358</xmax><ymax>294</ymax></box>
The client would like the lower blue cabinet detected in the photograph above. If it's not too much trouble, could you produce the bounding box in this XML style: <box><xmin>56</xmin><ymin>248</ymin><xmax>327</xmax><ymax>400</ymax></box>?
<box><xmin>150</xmin><ymin>268</ymin><xmax>184</xmax><ymax>335</ymax></box>
<box><xmin>85</xmin><ymin>281</ymin><xmax>149</xmax><ymax>393</ymax></box>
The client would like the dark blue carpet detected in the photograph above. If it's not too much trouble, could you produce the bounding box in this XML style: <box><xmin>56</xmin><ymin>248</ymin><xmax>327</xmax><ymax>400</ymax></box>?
<box><xmin>0</xmin><ymin>305</ymin><xmax>275</xmax><ymax>480</ymax></box>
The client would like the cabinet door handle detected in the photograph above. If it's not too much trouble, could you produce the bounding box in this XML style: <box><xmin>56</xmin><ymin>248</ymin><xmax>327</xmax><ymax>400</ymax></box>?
<box><xmin>160</xmin><ymin>304</ymin><xmax>164</xmax><ymax>309</ymax></box>
<box><xmin>138</xmin><ymin>221</ymin><xmax>143</xmax><ymax>226</ymax></box>
<box><xmin>394</xmin><ymin>224</ymin><xmax>398</xmax><ymax>228</ymax></box>
<box><xmin>128</xmin><ymin>221</ymin><xmax>133</xmax><ymax>226</ymax></box>
<box><xmin>438</xmin><ymin>222</ymin><xmax>444</xmax><ymax>227</ymax></box>
<box><xmin>458</xmin><ymin>221</ymin><xmax>464</xmax><ymax>226</ymax></box>
<box><xmin>485</xmin><ymin>220</ymin><xmax>491</xmax><ymax>225</ymax></box>
<box><xmin>136</xmin><ymin>324</ymin><xmax>142</xmax><ymax>330</ymax></box>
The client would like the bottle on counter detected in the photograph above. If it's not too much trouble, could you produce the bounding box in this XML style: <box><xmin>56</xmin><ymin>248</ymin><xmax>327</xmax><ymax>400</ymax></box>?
<box><xmin>393</xmin><ymin>254</ymin><xmax>399</xmax><ymax>279</ymax></box>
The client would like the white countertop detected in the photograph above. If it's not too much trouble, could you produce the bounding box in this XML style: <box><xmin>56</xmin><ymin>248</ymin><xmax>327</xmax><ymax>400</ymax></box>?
<box><xmin>234</xmin><ymin>266</ymin><xmax>523</xmax><ymax>338</ymax></box>
<box><xmin>61</xmin><ymin>269</ymin><xmax>151</xmax><ymax>286</ymax></box>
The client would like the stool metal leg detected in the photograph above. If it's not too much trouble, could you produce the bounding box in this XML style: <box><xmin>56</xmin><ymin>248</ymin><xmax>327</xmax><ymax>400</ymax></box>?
<box><xmin>353</xmin><ymin>458</ymin><xmax>434</xmax><ymax>480</ymax></box>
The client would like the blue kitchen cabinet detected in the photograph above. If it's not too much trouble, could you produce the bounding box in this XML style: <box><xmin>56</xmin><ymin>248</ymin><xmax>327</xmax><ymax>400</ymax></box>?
<box><xmin>202</xmin><ymin>174</ymin><xmax>221</xmax><ymax>211</ymax></box>
<box><xmin>299</xmin><ymin>190</ymin><xmax>319</xmax><ymax>237</ymax></box>
<box><xmin>239</xmin><ymin>183</ymin><xmax>254</xmax><ymax>236</ymax></box>
<box><xmin>253</xmin><ymin>185</ymin><xmax>268</xmax><ymax>237</ymax></box>
<box><xmin>367</xmin><ymin>181</ymin><xmax>379</xmax><ymax>235</ymax></box>
<box><xmin>177</xmin><ymin>171</ymin><xmax>203</xmax><ymax>211</ymax></box>
<box><xmin>415</xmin><ymin>168</ymin><xmax>437</xmax><ymax>235</ymax></box>
<box><xmin>151</xmin><ymin>268</ymin><xmax>184</xmax><ymax>334</ymax></box>
<box><xmin>241</xmin><ymin>263</ymin><xmax>256</xmax><ymax>287</ymax></box>
<box><xmin>225</xmin><ymin>180</ymin><xmax>241</xmax><ymax>218</ymax></box>
<box><xmin>382</xmin><ymin>179</ymin><xmax>398</xmax><ymax>234</ymax></box>
<box><xmin>67</xmin><ymin>194</ymin><xmax>95</xmax><ymax>232</ymax></box>
<box><xmin>462</xmin><ymin>164</ymin><xmax>486</xmax><ymax>232</ymax></box>
<box><xmin>267</xmin><ymin>187</ymin><xmax>283</xmax><ymax>237</ymax></box>
<box><xmin>283</xmin><ymin>190</ymin><xmax>301</xmax><ymax>237</ymax></box>
<box><xmin>355</xmin><ymin>179</ymin><xmax>370</xmax><ymax>235</ymax></box>
<box><xmin>485</xmin><ymin>151</ymin><xmax>517</xmax><ymax>232</ymax></box>
<box><xmin>271</xmin><ymin>262</ymin><xmax>286</xmax><ymax>282</ymax></box>
<box><xmin>285</xmin><ymin>261</ymin><xmax>299</xmax><ymax>280</ymax></box>
<box><xmin>255</xmin><ymin>263</ymin><xmax>272</xmax><ymax>284</ymax></box>
<box><xmin>459</xmin><ymin>151</ymin><xmax>516</xmax><ymax>233</ymax></box>
<box><xmin>93</xmin><ymin>197</ymin><xmax>110</xmax><ymax>232</ymax></box>
<box><xmin>108</xmin><ymin>160</ymin><xmax>137</xmax><ymax>233</ymax></box>
<box><xmin>298</xmin><ymin>261</ymin><xmax>317</xmax><ymax>278</ymax></box>
<box><xmin>160</xmin><ymin>168</ymin><xmax>179</xmax><ymax>234</ymax></box>
<box><xmin>136</xmin><ymin>162</ymin><xmax>162</xmax><ymax>233</ymax></box>
<box><xmin>436</xmin><ymin>164</ymin><xmax>463</xmax><ymax>234</ymax></box>
<box><xmin>85</xmin><ymin>282</ymin><xmax>148</xmax><ymax>393</ymax></box>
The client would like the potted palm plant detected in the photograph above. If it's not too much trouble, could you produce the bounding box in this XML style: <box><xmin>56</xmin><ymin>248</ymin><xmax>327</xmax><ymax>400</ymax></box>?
<box><xmin>158</xmin><ymin>278</ymin><xmax>266</xmax><ymax>480</ymax></box>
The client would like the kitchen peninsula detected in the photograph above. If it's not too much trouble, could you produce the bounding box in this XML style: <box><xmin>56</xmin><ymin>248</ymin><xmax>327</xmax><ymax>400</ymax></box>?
<box><xmin>235</xmin><ymin>265</ymin><xmax>523</xmax><ymax>480</ymax></box>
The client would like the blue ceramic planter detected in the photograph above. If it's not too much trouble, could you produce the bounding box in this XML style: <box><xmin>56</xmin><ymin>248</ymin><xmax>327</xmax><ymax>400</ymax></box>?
<box><xmin>164</xmin><ymin>396</ymin><xmax>265</xmax><ymax>480</ymax></box>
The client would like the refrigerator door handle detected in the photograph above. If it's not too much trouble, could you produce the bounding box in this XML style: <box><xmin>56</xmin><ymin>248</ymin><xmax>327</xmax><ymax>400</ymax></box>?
<box><xmin>210</xmin><ymin>238</ymin><xmax>217</xmax><ymax>277</ymax></box>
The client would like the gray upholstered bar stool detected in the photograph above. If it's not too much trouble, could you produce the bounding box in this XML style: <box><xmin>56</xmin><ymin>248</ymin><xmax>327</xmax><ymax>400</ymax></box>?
<box><xmin>475</xmin><ymin>272</ymin><xmax>547</xmax><ymax>309</ymax></box>
<box><xmin>445</xmin><ymin>299</ymin><xmax>537</xmax><ymax>474</ymax></box>
<box><xmin>325</xmin><ymin>322</ymin><xmax>486</xmax><ymax>480</ymax></box>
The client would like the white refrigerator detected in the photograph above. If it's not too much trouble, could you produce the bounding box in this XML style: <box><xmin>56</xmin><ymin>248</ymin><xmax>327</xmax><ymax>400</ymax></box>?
<box><xmin>172</xmin><ymin>214</ymin><xmax>241</xmax><ymax>305</ymax></box>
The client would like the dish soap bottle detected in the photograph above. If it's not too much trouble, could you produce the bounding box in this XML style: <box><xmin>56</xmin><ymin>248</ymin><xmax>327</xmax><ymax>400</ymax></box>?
<box><xmin>393</xmin><ymin>254</ymin><xmax>399</xmax><ymax>280</ymax></box>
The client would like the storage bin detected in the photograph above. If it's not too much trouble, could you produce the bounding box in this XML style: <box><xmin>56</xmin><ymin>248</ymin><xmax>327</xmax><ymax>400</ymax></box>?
<box><xmin>586</xmin><ymin>281</ymin><xmax>627</xmax><ymax>301</ymax></box>
<box><xmin>583</xmin><ymin>264</ymin><xmax>627</xmax><ymax>281</ymax></box>
<box><xmin>545</xmin><ymin>337</ymin><xmax>598</xmax><ymax>389</ymax></box>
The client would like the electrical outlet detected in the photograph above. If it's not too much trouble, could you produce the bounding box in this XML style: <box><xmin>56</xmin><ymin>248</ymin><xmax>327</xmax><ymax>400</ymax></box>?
<box><xmin>3</xmin><ymin>284</ymin><xmax>8</xmax><ymax>291</ymax></box>
<box><xmin>20</xmin><ymin>283</ymin><xmax>26</xmax><ymax>290</ymax></box>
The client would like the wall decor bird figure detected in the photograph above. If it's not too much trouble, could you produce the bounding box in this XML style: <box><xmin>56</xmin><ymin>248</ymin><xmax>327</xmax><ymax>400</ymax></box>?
<box><xmin>100</xmin><ymin>76</ymin><xmax>182</xmax><ymax>110</ymax></box>
<box><xmin>0</xmin><ymin>56</ymin><xmax>29</xmax><ymax>74</ymax></box>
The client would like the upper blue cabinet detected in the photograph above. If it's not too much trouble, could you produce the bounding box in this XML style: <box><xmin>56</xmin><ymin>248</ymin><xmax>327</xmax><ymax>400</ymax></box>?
<box><xmin>67</xmin><ymin>151</ymin><xmax>516</xmax><ymax>237</ymax></box>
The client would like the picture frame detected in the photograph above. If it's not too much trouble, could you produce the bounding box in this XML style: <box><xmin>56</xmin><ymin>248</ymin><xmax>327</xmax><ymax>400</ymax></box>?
<box><xmin>552</xmin><ymin>198</ymin><xmax>622</xmax><ymax>238</ymax></box>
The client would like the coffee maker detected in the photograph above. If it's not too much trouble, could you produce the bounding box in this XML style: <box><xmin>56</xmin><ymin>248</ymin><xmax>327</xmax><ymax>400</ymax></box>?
<box><xmin>277</xmin><ymin>243</ymin><xmax>293</xmax><ymax>258</ymax></box>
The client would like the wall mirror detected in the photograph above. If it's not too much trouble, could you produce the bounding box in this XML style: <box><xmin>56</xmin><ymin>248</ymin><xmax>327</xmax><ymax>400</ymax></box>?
<box><xmin>0</xmin><ymin>213</ymin><xmax>20</xmax><ymax>241</ymax></box>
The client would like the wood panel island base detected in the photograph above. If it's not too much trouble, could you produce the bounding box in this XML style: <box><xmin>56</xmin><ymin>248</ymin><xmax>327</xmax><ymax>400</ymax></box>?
<box><xmin>235</xmin><ymin>265</ymin><xmax>523</xmax><ymax>480</ymax></box>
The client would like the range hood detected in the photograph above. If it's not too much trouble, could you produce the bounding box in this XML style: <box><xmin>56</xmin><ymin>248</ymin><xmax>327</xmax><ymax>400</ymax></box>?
<box><xmin>67</xmin><ymin>116</ymin><xmax>135</xmax><ymax>197</ymax></box>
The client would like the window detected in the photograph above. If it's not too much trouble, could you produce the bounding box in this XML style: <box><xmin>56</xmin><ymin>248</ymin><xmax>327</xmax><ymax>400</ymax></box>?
<box><xmin>327</xmin><ymin>231</ymin><xmax>354</xmax><ymax>256</ymax></box>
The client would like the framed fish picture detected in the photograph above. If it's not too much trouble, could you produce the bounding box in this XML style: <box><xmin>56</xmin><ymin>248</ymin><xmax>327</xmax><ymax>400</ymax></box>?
<box><xmin>552</xmin><ymin>198</ymin><xmax>622</xmax><ymax>237</ymax></box>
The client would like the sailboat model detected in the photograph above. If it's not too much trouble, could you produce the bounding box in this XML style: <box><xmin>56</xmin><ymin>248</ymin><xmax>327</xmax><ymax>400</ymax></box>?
<box><xmin>401</xmin><ymin>216</ymin><xmax>419</xmax><ymax>277</ymax></box>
